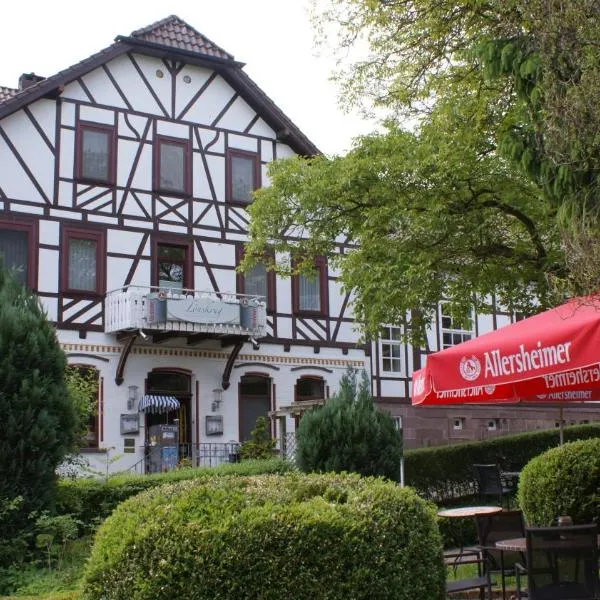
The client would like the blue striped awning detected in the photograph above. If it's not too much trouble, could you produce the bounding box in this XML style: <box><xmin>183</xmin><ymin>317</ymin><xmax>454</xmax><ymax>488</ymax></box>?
<box><xmin>138</xmin><ymin>394</ymin><xmax>180</xmax><ymax>414</ymax></box>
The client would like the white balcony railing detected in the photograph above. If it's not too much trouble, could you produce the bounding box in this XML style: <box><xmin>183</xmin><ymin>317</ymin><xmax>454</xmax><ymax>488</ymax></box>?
<box><xmin>105</xmin><ymin>285</ymin><xmax>267</xmax><ymax>338</ymax></box>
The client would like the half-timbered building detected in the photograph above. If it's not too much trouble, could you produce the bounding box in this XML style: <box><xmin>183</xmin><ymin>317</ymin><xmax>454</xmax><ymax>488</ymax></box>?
<box><xmin>0</xmin><ymin>16</ymin><xmax>373</xmax><ymax>473</ymax></box>
<box><xmin>1</xmin><ymin>16</ymin><xmax>598</xmax><ymax>473</ymax></box>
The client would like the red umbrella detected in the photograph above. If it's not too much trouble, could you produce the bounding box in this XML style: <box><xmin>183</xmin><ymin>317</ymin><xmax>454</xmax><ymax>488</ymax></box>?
<box><xmin>412</xmin><ymin>297</ymin><xmax>600</xmax><ymax>441</ymax></box>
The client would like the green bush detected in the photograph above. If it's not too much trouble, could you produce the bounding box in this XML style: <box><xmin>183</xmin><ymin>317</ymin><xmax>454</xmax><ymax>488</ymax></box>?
<box><xmin>81</xmin><ymin>473</ymin><xmax>445</xmax><ymax>600</ymax></box>
<box><xmin>405</xmin><ymin>423</ymin><xmax>600</xmax><ymax>502</ymax></box>
<box><xmin>237</xmin><ymin>416</ymin><xmax>276</xmax><ymax>459</ymax></box>
<box><xmin>518</xmin><ymin>438</ymin><xmax>600</xmax><ymax>526</ymax></box>
<box><xmin>296</xmin><ymin>368</ymin><xmax>403</xmax><ymax>480</ymax></box>
<box><xmin>56</xmin><ymin>458</ymin><xmax>292</xmax><ymax>530</ymax></box>
<box><xmin>0</xmin><ymin>269</ymin><xmax>78</xmax><ymax>557</ymax></box>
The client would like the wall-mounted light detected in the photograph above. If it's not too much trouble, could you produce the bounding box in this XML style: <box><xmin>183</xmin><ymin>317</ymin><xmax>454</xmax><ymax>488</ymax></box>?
<box><xmin>127</xmin><ymin>385</ymin><xmax>139</xmax><ymax>411</ymax></box>
<box><xmin>211</xmin><ymin>388</ymin><xmax>223</xmax><ymax>412</ymax></box>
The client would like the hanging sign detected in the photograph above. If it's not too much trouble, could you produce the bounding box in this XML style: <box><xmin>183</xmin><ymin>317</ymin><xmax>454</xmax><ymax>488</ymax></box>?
<box><xmin>166</xmin><ymin>298</ymin><xmax>240</xmax><ymax>325</ymax></box>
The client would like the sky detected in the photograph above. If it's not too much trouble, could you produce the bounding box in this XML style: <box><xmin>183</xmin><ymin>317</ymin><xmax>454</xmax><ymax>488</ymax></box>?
<box><xmin>0</xmin><ymin>0</ymin><xmax>377</xmax><ymax>155</ymax></box>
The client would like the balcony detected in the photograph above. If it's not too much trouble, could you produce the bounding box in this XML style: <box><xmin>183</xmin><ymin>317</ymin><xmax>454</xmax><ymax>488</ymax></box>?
<box><xmin>105</xmin><ymin>285</ymin><xmax>267</xmax><ymax>339</ymax></box>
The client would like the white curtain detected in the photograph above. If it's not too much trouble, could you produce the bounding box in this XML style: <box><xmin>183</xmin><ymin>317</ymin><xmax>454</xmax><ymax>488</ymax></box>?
<box><xmin>0</xmin><ymin>229</ymin><xmax>28</xmax><ymax>285</ymax></box>
<box><xmin>245</xmin><ymin>263</ymin><xmax>267</xmax><ymax>298</ymax></box>
<box><xmin>69</xmin><ymin>238</ymin><xmax>97</xmax><ymax>291</ymax></box>
<box><xmin>299</xmin><ymin>273</ymin><xmax>320</xmax><ymax>311</ymax></box>
<box><xmin>82</xmin><ymin>129</ymin><xmax>109</xmax><ymax>180</ymax></box>
<box><xmin>160</xmin><ymin>143</ymin><xmax>184</xmax><ymax>192</ymax></box>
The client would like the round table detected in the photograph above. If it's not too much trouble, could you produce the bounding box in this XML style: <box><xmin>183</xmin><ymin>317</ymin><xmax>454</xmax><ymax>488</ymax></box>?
<box><xmin>438</xmin><ymin>505</ymin><xmax>503</xmax><ymax>518</ymax></box>
<box><xmin>495</xmin><ymin>537</ymin><xmax>526</xmax><ymax>552</ymax></box>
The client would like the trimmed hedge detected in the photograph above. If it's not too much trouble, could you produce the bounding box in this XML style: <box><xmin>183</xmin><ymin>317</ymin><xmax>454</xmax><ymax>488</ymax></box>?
<box><xmin>56</xmin><ymin>458</ymin><xmax>292</xmax><ymax>529</ymax></box>
<box><xmin>518</xmin><ymin>438</ymin><xmax>600</xmax><ymax>526</ymax></box>
<box><xmin>81</xmin><ymin>473</ymin><xmax>445</xmax><ymax>600</ymax></box>
<box><xmin>404</xmin><ymin>423</ymin><xmax>600</xmax><ymax>502</ymax></box>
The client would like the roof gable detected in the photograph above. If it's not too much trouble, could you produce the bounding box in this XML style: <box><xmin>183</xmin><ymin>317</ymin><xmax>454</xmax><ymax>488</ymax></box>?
<box><xmin>0</xmin><ymin>17</ymin><xmax>319</xmax><ymax>156</ymax></box>
<box><xmin>131</xmin><ymin>15</ymin><xmax>234</xmax><ymax>61</ymax></box>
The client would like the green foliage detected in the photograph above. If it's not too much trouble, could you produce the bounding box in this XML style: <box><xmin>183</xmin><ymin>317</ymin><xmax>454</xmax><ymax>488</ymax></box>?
<box><xmin>404</xmin><ymin>423</ymin><xmax>600</xmax><ymax>504</ymax></box>
<box><xmin>35</xmin><ymin>514</ymin><xmax>82</xmax><ymax>571</ymax></box>
<box><xmin>64</xmin><ymin>367</ymin><xmax>98</xmax><ymax>446</ymax></box>
<box><xmin>81</xmin><ymin>473</ymin><xmax>445</xmax><ymax>600</ymax></box>
<box><xmin>295</xmin><ymin>368</ymin><xmax>402</xmax><ymax>480</ymax></box>
<box><xmin>0</xmin><ymin>269</ymin><xmax>77</xmax><ymax>562</ymax></box>
<box><xmin>244</xmin><ymin>0</ymin><xmax>600</xmax><ymax>327</ymax></box>
<box><xmin>518</xmin><ymin>438</ymin><xmax>600</xmax><ymax>526</ymax></box>
<box><xmin>238</xmin><ymin>416</ymin><xmax>276</xmax><ymax>460</ymax></box>
<box><xmin>55</xmin><ymin>458</ymin><xmax>293</xmax><ymax>531</ymax></box>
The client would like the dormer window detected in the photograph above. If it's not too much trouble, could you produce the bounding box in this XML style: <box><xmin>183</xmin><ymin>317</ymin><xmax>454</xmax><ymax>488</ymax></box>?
<box><xmin>76</xmin><ymin>122</ymin><xmax>116</xmax><ymax>185</ymax></box>
<box><xmin>226</xmin><ymin>149</ymin><xmax>260</xmax><ymax>204</ymax></box>
<box><xmin>154</xmin><ymin>136</ymin><xmax>191</xmax><ymax>195</ymax></box>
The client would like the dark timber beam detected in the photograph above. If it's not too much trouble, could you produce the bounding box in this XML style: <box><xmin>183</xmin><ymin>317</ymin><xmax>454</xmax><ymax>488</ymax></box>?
<box><xmin>221</xmin><ymin>335</ymin><xmax>248</xmax><ymax>348</ymax></box>
<box><xmin>186</xmin><ymin>333</ymin><xmax>214</xmax><ymax>346</ymax></box>
<box><xmin>221</xmin><ymin>339</ymin><xmax>245</xmax><ymax>390</ymax></box>
<box><xmin>115</xmin><ymin>333</ymin><xmax>138</xmax><ymax>386</ymax></box>
<box><xmin>152</xmin><ymin>332</ymin><xmax>180</xmax><ymax>344</ymax></box>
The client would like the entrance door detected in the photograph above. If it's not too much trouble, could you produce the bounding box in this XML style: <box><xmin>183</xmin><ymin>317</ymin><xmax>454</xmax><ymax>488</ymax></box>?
<box><xmin>239</xmin><ymin>374</ymin><xmax>271</xmax><ymax>442</ymax></box>
<box><xmin>146</xmin><ymin>370</ymin><xmax>192</xmax><ymax>452</ymax></box>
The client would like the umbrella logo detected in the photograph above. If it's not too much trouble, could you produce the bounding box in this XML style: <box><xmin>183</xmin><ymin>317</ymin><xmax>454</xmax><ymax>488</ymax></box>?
<box><xmin>413</xmin><ymin>374</ymin><xmax>425</xmax><ymax>396</ymax></box>
<box><xmin>484</xmin><ymin>385</ymin><xmax>495</xmax><ymax>395</ymax></box>
<box><xmin>459</xmin><ymin>355</ymin><xmax>481</xmax><ymax>381</ymax></box>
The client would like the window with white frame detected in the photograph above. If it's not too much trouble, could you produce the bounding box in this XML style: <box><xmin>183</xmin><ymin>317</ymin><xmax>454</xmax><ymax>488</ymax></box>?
<box><xmin>440</xmin><ymin>304</ymin><xmax>474</xmax><ymax>348</ymax></box>
<box><xmin>452</xmin><ymin>417</ymin><xmax>465</xmax><ymax>431</ymax></box>
<box><xmin>380</xmin><ymin>326</ymin><xmax>403</xmax><ymax>373</ymax></box>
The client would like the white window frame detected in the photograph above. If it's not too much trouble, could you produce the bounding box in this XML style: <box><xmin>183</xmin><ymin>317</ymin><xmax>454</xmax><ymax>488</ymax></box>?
<box><xmin>440</xmin><ymin>303</ymin><xmax>474</xmax><ymax>349</ymax></box>
<box><xmin>380</xmin><ymin>325</ymin><xmax>403</xmax><ymax>373</ymax></box>
<box><xmin>452</xmin><ymin>417</ymin><xmax>465</xmax><ymax>431</ymax></box>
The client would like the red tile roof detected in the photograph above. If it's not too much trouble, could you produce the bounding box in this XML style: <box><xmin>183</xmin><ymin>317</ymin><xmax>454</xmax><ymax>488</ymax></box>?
<box><xmin>131</xmin><ymin>15</ymin><xmax>234</xmax><ymax>61</ymax></box>
<box><xmin>0</xmin><ymin>86</ymin><xmax>18</xmax><ymax>103</ymax></box>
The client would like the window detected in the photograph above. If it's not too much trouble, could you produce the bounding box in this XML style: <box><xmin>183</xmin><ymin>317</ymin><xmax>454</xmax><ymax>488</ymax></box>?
<box><xmin>440</xmin><ymin>304</ymin><xmax>473</xmax><ymax>348</ymax></box>
<box><xmin>292</xmin><ymin>257</ymin><xmax>328</xmax><ymax>315</ymax></box>
<box><xmin>487</xmin><ymin>419</ymin><xmax>498</xmax><ymax>431</ymax></box>
<box><xmin>380</xmin><ymin>326</ymin><xmax>403</xmax><ymax>373</ymax></box>
<box><xmin>62</xmin><ymin>227</ymin><xmax>105</xmax><ymax>294</ymax></box>
<box><xmin>226</xmin><ymin>149</ymin><xmax>260</xmax><ymax>204</ymax></box>
<box><xmin>0</xmin><ymin>219</ymin><xmax>36</xmax><ymax>288</ymax></box>
<box><xmin>392</xmin><ymin>416</ymin><xmax>403</xmax><ymax>431</ymax></box>
<box><xmin>236</xmin><ymin>246</ymin><xmax>275</xmax><ymax>312</ymax></box>
<box><xmin>452</xmin><ymin>417</ymin><xmax>465</xmax><ymax>431</ymax></box>
<box><xmin>154</xmin><ymin>136</ymin><xmax>191</xmax><ymax>195</ymax></box>
<box><xmin>76</xmin><ymin>121</ymin><xmax>116</xmax><ymax>184</ymax></box>
<box><xmin>295</xmin><ymin>377</ymin><xmax>325</xmax><ymax>402</ymax></box>
<box><xmin>153</xmin><ymin>240</ymin><xmax>193</xmax><ymax>291</ymax></box>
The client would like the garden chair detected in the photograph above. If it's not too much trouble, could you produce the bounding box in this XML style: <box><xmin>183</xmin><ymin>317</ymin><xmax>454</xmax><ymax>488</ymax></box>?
<box><xmin>515</xmin><ymin>524</ymin><xmax>600</xmax><ymax>599</ymax></box>
<box><xmin>476</xmin><ymin>509</ymin><xmax>526</xmax><ymax>600</ymax></box>
<box><xmin>472</xmin><ymin>464</ymin><xmax>513</xmax><ymax>508</ymax></box>
<box><xmin>445</xmin><ymin>547</ymin><xmax>491</xmax><ymax>599</ymax></box>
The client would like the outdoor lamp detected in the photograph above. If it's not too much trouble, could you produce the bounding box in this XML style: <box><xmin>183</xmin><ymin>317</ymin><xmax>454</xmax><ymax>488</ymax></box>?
<box><xmin>211</xmin><ymin>388</ymin><xmax>223</xmax><ymax>412</ymax></box>
<box><xmin>127</xmin><ymin>385</ymin><xmax>139</xmax><ymax>411</ymax></box>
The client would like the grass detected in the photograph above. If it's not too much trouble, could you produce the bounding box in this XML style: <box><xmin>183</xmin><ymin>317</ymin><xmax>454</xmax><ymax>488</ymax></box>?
<box><xmin>0</xmin><ymin>537</ymin><xmax>90</xmax><ymax>600</ymax></box>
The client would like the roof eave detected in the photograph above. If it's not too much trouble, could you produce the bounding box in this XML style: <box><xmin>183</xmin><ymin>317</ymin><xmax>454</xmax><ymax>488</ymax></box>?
<box><xmin>116</xmin><ymin>36</ymin><xmax>245</xmax><ymax>69</ymax></box>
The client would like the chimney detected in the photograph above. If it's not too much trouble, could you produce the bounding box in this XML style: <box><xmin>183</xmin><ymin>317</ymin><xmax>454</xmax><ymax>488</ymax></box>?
<box><xmin>18</xmin><ymin>73</ymin><xmax>45</xmax><ymax>90</ymax></box>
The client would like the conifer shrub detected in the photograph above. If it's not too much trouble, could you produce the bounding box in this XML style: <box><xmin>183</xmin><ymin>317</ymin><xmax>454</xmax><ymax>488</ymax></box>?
<box><xmin>81</xmin><ymin>472</ymin><xmax>445</xmax><ymax>600</ymax></box>
<box><xmin>518</xmin><ymin>438</ymin><xmax>600</xmax><ymax>526</ymax></box>
<box><xmin>0</xmin><ymin>269</ymin><xmax>77</xmax><ymax>557</ymax></box>
<box><xmin>295</xmin><ymin>369</ymin><xmax>402</xmax><ymax>480</ymax></box>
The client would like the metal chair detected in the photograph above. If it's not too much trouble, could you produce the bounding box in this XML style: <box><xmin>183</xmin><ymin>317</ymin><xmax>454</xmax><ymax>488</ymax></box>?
<box><xmin>445</xmin><ymin>547</ymin><xmax>490</xmax><ymax>599</ymax></box>
<box><xmin>472</xmin><ymin>464</ymin><xmax>513</xmax><ymax>508</ymax></box>
<box><xmin>515</xmin><ymin>524</ymin><xmax>600</xmax><ymax>599</ymax></box>
<box><xmin>476</xmin><ymin>509</ymin><xmax>526</xmax><ymax>600</ymax></box>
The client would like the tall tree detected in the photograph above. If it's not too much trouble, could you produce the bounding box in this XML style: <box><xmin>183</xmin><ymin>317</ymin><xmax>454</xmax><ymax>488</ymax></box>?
<box><xmin>0</xmin><ymin>268</ymin><xmax>77</xmax><ymax>519</ymax></box>
<box><xmin>243</xmin><ymin>0</ymin><xmax>600</xmax><ymax>332</ymax></box>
